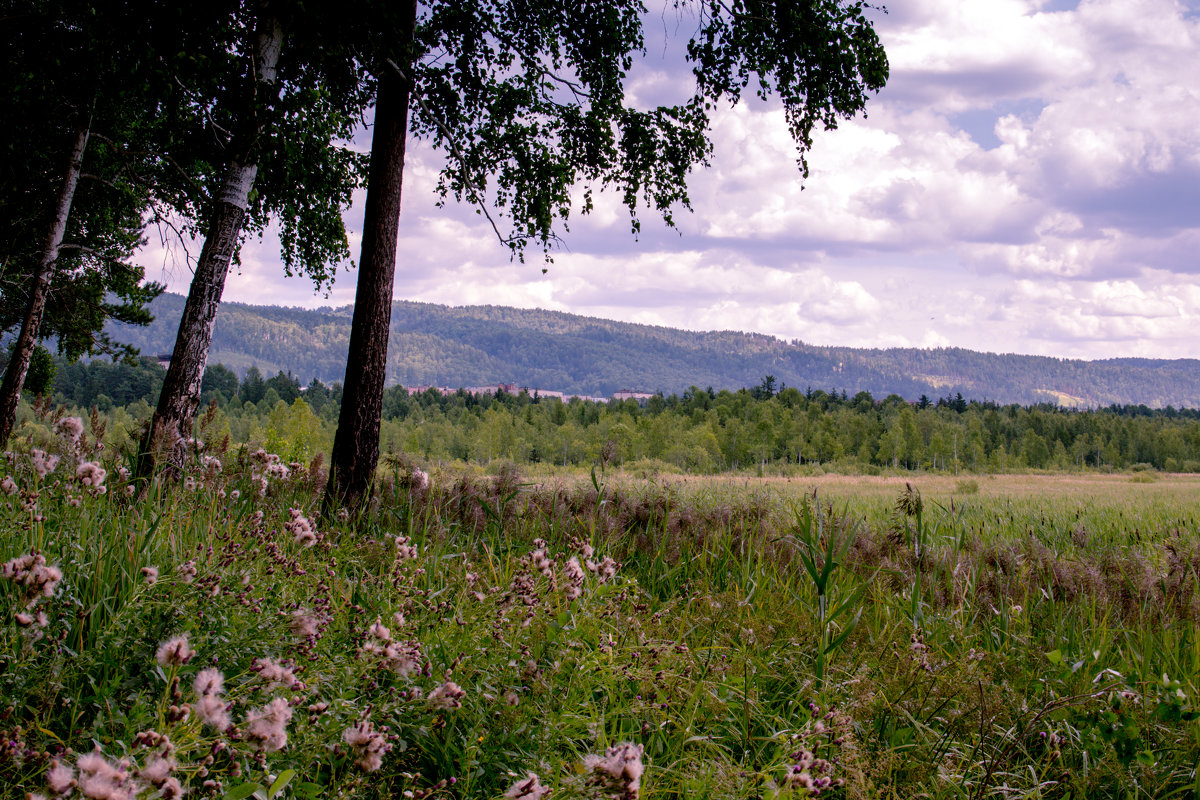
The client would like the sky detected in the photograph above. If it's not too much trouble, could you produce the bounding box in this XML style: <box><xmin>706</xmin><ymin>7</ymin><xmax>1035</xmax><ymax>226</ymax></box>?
<box><xmin>139</xmin><ymin>0</ymin><xmax>1200</xmax><ymax>361</ymax></box>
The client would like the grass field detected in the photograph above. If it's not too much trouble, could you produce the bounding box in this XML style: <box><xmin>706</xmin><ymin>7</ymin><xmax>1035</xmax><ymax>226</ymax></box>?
<box><xmin>3</xmin><ymin>427</ymin><xmax>1199</xmax><ymax>799</ymax></box>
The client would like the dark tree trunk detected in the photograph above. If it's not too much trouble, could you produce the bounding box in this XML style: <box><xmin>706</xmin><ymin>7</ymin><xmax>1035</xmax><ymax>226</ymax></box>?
<box><xmin>136</xmin><ymin>13</ymin><xmax>283</xmax><ymax>479</ymax></box>
<box><xmin>325</xmin><ymin>11</ymin><xmax>417</xmax><ymax>512</ymax></box>
<box><xmin>0</xmin><ymin>112</ymin><xmax>91</xmax><ymax>447</ymax></box>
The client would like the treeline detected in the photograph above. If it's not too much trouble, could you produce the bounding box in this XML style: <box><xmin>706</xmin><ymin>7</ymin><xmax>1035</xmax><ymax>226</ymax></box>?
<box><xmin>50</xmin><ymin>359</ymin><xmax>1200</xmax><ymax>473</ymax></box>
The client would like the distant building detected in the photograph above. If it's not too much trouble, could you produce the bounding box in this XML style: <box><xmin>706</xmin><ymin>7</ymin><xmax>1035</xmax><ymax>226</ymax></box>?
<box><xmin>155</xmin><ymin>353</ymin><xmax>173</xmax><ymax>369</ymax></box>
<box><xmin>613</xmin><ymin>390</ymin><xmax>655</xmax><ymax>402</ymax></box>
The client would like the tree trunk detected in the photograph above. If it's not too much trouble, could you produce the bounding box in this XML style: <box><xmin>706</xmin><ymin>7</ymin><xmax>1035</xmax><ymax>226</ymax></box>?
<box><xmin>325</xmin><ymin>11</ymin><xmax>417</xmax><ymax>512</ymax></box>
<box><xmin>136</xmin><ymin>13</ymin><xmax>283</xmax><ymax>478</ymax></box>
<box><xmin>0</xmin><ymin>112</ymin><xmax>91</xmax><ymax>447</ymax></box>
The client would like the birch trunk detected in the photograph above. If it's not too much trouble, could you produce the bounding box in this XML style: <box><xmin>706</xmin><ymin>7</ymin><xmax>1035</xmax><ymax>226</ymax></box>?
<box><xmin>0</xmin><ymin>112</ymin><xmax>91</xmax><ymax>447</ymax></box>
<box><xmin>325</xmin><ymin>3</ymin><xmax>418</xmax><ymax>511</ymax></box>
<box><xmin>137</xmin><ymin>13</ymin><xmax>283</xmax><ymax>477</ymax></box>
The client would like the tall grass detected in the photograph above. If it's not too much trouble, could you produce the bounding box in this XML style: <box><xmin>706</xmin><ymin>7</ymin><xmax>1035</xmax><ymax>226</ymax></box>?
<box><xmin>2</xmin><ymin>419</ymin><xmax>1199</xmax><ymax>798</ymax></box>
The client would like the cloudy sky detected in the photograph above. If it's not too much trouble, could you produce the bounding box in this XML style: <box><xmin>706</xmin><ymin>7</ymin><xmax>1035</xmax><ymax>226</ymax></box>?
<box><xmin>141</xmin><ymin>0</ymin><xmax>1200</xmax><ymax>361</ymax></box>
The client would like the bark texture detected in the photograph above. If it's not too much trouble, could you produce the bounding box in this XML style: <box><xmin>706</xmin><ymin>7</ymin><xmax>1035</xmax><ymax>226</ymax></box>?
<box><xmin>137</xmin><ymin>13</ymin><xmax>283</xmax><ymax>478</ymax></box>
<box><xmin>0</xmin><ymin>113</ymin><xmax>91</xmax><ymax>447</ymax></box>
<box><xmin>325</xmin><ymin>9</ymin><xmax>417</xmax><ymax>511</ymax></box>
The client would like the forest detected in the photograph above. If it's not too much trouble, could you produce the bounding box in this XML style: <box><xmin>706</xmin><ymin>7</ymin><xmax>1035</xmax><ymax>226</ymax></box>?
<box><xmin>48</xmin><ymin>357</ymin><xmax>1200</xmax><ymax>474</ymax></box>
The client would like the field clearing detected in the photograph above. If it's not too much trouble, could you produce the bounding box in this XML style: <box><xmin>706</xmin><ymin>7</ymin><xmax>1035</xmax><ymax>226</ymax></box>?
<box><xmin>4</xmin><ymin>435</ymin><xmax>1200</xmax><ymax>798</ymax></box>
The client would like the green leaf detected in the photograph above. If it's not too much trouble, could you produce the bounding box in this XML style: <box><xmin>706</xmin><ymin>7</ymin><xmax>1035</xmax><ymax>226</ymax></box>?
<box><xmin>223</xmin><ymin>783</ymin><xmax>264</xmax><ymax>800</ymax></box>
<box><xmin>268</xmin><ymin>770</ymin><xmax>296</xmax><ymax>798</ymax></box>
<box><xmin>1045</xmin><ymin>649</ymin><xmax>1063</xmax><ymax>665</ymax></box>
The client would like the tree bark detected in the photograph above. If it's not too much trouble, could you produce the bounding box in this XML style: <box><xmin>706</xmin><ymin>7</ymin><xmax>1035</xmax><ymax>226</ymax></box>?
<box><xmin>136</xmin><ymin>12</ymin><xmax>283</xmax><ymax>478</ymax></box>
<box><xmin>325</xmin><ymin>8</ymin><xmax>417</xmax><ymax>513</ymax></box>
<box><xmin>0</xmin><ymin>111</ymin><xmax>91</xmax><ymax>447</ymax></box>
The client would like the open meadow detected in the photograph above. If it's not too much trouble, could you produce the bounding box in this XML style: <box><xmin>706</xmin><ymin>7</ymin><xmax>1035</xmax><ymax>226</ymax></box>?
<box><xmin>3</xmin><ymin>419</ymin><xmax>1200</xmax><ymax>799</ymax></box>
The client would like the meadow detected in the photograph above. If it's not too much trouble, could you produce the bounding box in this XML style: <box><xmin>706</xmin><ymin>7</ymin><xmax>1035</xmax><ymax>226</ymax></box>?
<box><xmin>3</xmin><ymin>411</ymin><xmax>1200</xmax><ymax>799</ymax></box>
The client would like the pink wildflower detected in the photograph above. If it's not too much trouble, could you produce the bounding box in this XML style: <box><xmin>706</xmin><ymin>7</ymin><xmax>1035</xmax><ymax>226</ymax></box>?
<box><xmin>285</xmin><ymin>508</ymin><xmax>317</xmax><ymax>548</ymax></box>
<box><xmin>1</xmin><ymin>475</ymin><xmax>16</xmax><ymax>494</ymax></box>
<box><xmin>584</xmin><ymin>742</ymin><xmax>645</xmax><ymax>798</ymax></box>
<box><xmin>75</xmin><ymin>461</ymin><xmax>107</xmax><ymax>489</ymax></box>
<box><xmin>141</xmin><ymin>566</ymin><xmax>158</xmax><ymax>585</ymax></box>
<box><xmin>254</xmin><ymin>657</ymin><xmax>301</xmax><ymax>690</ymax></box>
<box><xmin>342</xmin><ymin>720</ymin><xmax>392</xmax><ymax>772</ymax></box>
<box><xmin>56</xmin><ymin>416</ymin><xmax>84</xmax><ymax>444</ymax></box>
<box><xmin>427</xmin><ymin>681</ymin><xmax>466</xmax><ymax>711</ymax></box>
<box><xmin>244</xmin><ymin>697</ymin><xmax>293</xmax><ymax>752</ymax></box>
<box><xmin>193</xmin><ymin>667</ymin><xmax>225</xmax><ymax>697</ymax></box>
<box><xmin>155</xmin><ymin>634</ymin><xmax>194</xmax><ymax>667</ymax></box>
<box><xmin>30</xmin><ymin>449</ymin><xmax>59</xmax><ymax>478</ymax></box>
<box><xmin>505</xmin><ymin>772</ymin><xmax>551</xmax><ymax>799</ymax></box>
<box><xmin>46</xmin><ymin>759</ymin><xmax>76</xmax><ymax>794</ymax></box>
<box><xmin>2</xmin><ymin>551</ymin><xmax>63</xmax><ymax>607</ymax></box>
<box><xmin>76</xmin><ymin>750</ymin><xmax>133</xmax><ymax>800</ymax></box>
<box><xmin>289</xmin><ymin>608</ymin><xmax>320</xmax><ymax>639</ymax></box>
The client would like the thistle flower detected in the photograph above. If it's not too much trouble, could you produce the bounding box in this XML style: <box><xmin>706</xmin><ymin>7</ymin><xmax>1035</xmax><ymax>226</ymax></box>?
<box><xmin>137</xmin><ymin>756</ymin><xmax>176</xmax><ymax>786</ymax></box>
<box><xmin>342</xmin><ymin>719</ymin><xmax>392</xmax><ymax>772</ymax></box>
<box><xmin>76</xmin><ymin>750</ymin><xmax>133</xmax><ymax>800</ymax></box>
<box><xmin>75</xmin><ymin>461</ymin><xmax>107</xmax><ymax>489</ymax></box>
<box><xmin>563</xmin><ymin>556</ymin><xmax>585</xmax><ymax>601</ymax></box>
<box><xmin>46</xmin><ymin>759</ymin><xmax>76</xmax><ymax>795</ymax></box>
<box><xmin>368</xmin><ymin>617</ymin><xmax>391</xmax><ymax>641</ymax></box>
<box><xmin>1</xmin><ymin>475</ymin><xmax>16</xmax><ymax>494</ymax></box>
<box><xmin>427</xmin><ymin>681</ymin><xmax>466</xmax><ymax>710</ymax></box>
<box><xmin>2</xmin><ymin>551</ymin><xmax>63</xmax><ymax>607</ymax></box>
<box><xmin>30</xmin><ymin>449</ymin><xmax>59</xmax><ymax>478</ymax></box>
<box><xmin>583</xmin><ymin>742</ymin><xmax>645</xmax><ymax>798</ymax></box>
<box><xmin>194</xmin><ymin>694</ymin><xmax>232</xmax><ymax>733</ymax></box>
<box><xmin>411</xmin><ymin>467</ymin><xmax>429</xmax><ymax>490</ymax></box>
<box><xmin>394</xmin><ymin>535</ymin><xmax>417</xmax><ymax>560</ymax></box>
<box><xmin>141</xmin><ymin>566</ymin><xmax>158</xmax><ymax>585</ymax></box>
<box><xmin>56</xmin><ymin>416</ymin><xmax>84</xmax><ymax>444</ymax></box>
<box><xmin>176</xmin><ymin>561</ymin><xmax>198</xmax><ymax>583</ymax></box>
<box><xmin>244</xmin><ymin>697</ymin><xmax>293</xmax><ymax>752</ymax></box>
<box><xmin>254</xmin><ymin>657</ymin><xmax>302</xmax><ymax>690</ymax></box>
<box><xmin>155</xmin><ymin>634</ymin><xmax>194</xmax><ymax>667</ymax></box>
<box><xmin>289</xmin><ymin>608</ymin><xmax>320</xmax><ymax>639</ymax></box>
<box><xmin>193</xmin><ymin>667</ymin><xmax>225</xmax><ymax>698</ymax></box>
<box><xmin>504</xmin><ymin>772</ymin><xmax>551</xmax><ymax>799</ymax></box>
<box><xmin>285</xmin><ymin>508</ymin><xmax>317</xmax><ymax>548</ymax></box>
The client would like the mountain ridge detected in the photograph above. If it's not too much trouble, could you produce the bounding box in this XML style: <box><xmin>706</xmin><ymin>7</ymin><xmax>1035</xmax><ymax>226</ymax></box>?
<box><xmin>105</xmin><ymin>293</ymin><xmax>1200</xmax><ymax>408</ymax></box>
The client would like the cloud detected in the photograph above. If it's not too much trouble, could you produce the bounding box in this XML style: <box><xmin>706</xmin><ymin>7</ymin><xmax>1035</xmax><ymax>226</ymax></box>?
<box><xmin>136</xmin><ymin>0</ymin><xmax>1200</xmax><ymax>365</ymax></box>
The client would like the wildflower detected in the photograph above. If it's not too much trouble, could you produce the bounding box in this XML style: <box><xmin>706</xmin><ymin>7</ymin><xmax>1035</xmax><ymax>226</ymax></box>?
<box><xmin>56</xmin><ymin>416</ymin><xmax>84</xmax><ymax>444</ymax></box>
<box><xmin>342</xmin><ymin>719</ymin><xmax>392</xmax><ymax>772</ymax></box>
<box><xmin>137</xmin><ymin>755</ymin><xmax>176</xmax><ymax>786</ymax></box>
<box><xmin>155</xmin><ymin>634</ymin><xmax>194</xmax><ymax>667</ymax></box>
<box><xmin>46</xmin><ymin>759</ymin><xmax>76</xmax><ymax>795</ymax></box>
<box><xmin>1</xmin><ymin>475</ymin><xmax>16</xmax><ymax>494</ymax></box>
<box><xmin>285</xmin><ymin>508</ymin><xmax>317</xmax><ymax>548</ymax></box>
<box><xmin>289</xmin><ymin>608</ymin><xmax>320</xmax><ymax>639</ymax></box>
<box><xmin>159</xmin><ymin>777</ymin><xmax>184</xmax><ymax>800</ymax></box>
<box><xmin>427</xmin><ymin>681</ymin><xmax>466</xmax><ymax>710</ymax></box>
<box><xmin>368</xmin><ymin>617</ymin><xmax>391</xmax><ymax>641</ymax></box>
<box><xmin>193</xmin><ymin>667</ymin><xmax>225</xmax><ymax>698</ymax></box>
<box><xmin>254</xmin><ymin>657</ymin><xmax>302</xmax><ymax>690</ymax></box>
<box><xmin>563</xmin><ymin>556</ymin><xmax>585</xmax><ymax>601</ymax></box>
<box><xmin>583</xmin><ymin>742</ymin><xmax>645</xmax><ymax>799</ymax></box>
<box><xmin>176</xmin><ymin>561</ymin><xmax>197</xmax><ymax>583</ymax></box>
<box><xmin>411</xmin><ymin>467</ymin><xmax>429</xmax><ymax>490</ymax></box>
<box><xmin>505</xmin><ymin>772</ymin><xmax>551</xmax><ymax>799</ymax></box>
<box><xmin>141</xmin><ymin>566</ymin><xmax>158</xmax><ymax>586</ymax></box>
<box><xmin>183</xmin><ymin>476</ymin><xmax>198</xmax><ymax>492</ymax></box>
<box><xmin>195</xmin><ymin>695</ymin><xmax>232</xmax><ymax>733</ymax></box>
<box><xmin>30</xmin><ymin>449</ymin><xmax>59</xmax><ymax>478</ymax></box>
<box><xmin>394</xmin><ymin>535</ymin><xmax>417</xmax><ymax>560</ymax></box>
<box><xmin>230</xmin><ymin>489</ymin><xmax>241</xmax><ymax>500</ymax></box>
<box><xmin>244</xmin><ymin>697</ymin><xmax>293</xmax><ymax>752</ymax></box>
<box><xmin>76</xmin><ymin>750</ymin><xmax>133</xmax><ymax>800</ymax></box>
<box><xmin>2</xmin><ymin>551</ymin><xmax>63</xmax><ymax>607</ymax></box>
<box><xmin>587</xmin><ymin>555</ymin><xmax>618</xmax><ymax>582</ymax></box>
<box><xmin>76</xmin><ymin>461</ymin><xmax>107</xmax><ymax>489</ymax></box>
<box><xmin>531</xmin><ymin>545</ymin><xmax>553</xmax><ymax>578</ymax></box>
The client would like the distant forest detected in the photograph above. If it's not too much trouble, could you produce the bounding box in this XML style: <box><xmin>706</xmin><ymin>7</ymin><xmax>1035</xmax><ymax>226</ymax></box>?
<box><xmin>49</xmin><ymin>357</ymin><xmax>1200</xmax><ymax>474</ymax></box>
<box><xmin>104</xmin><ymin>293</ymin><xmax>1200</xmax><ymax>408</ymax></box>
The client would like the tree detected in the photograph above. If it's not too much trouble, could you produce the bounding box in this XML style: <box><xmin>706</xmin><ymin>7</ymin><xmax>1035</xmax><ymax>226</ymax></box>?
<box><xmin>326</xmin><ymin>0</ymin><xmax>889</xmax><ymax>509</ymax></box>
<box><xmin>138</xmin><ymin>0</ymin><xmax>371</xmax><ymax>476</ymax></box>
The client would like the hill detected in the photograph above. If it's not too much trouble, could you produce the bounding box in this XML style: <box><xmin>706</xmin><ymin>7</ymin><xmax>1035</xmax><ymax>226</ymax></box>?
<box><xmin>106</xmin><ymin>293</ymin><xmax>1200</xmax><ymax>407</ymax></box>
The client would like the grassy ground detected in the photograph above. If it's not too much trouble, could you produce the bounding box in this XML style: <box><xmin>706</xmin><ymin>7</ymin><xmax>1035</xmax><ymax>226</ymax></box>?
<box><xmin>2</xmin><ymin>424</ymin><xmax>1199</xmax><ymax>799</ymax></box>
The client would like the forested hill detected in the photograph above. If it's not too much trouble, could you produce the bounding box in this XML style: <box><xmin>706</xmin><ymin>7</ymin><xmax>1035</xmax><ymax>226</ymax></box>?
<box><xmin>108</xmin><ymin>293</ymin><xmax>1200</xmax><ymax>407</ymax></box>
